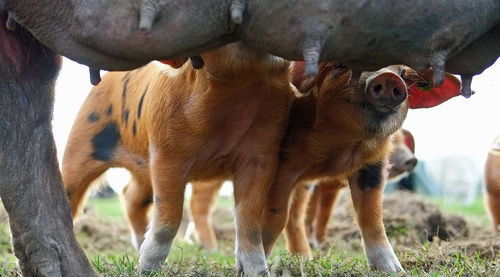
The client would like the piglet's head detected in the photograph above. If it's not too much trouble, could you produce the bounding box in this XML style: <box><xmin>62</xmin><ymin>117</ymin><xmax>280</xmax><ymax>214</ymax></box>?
<box><xmin>290</xmin><ymin>62</ymin><xmax>410</xmax><ymax>115</ymax></box>
<box><xmin>361</xmin><ymin>66</ymin><xmax>462</xmax><ymax>110</ymax></box>
<box><xmin>290</xmin><ymin>62</ymin><xmax>409</xmax><ymax>138</ymax></box>
<box><xmin>291</xmin><ymin>62</ymin><xmax>462</xmax><ymax>110</ymax></box>
<box><xmin>389</xmin><ymin>128</ymin><xmax>417</xmax><ymax>179</ymax></box>
<box><xmin>290</xmin><ymin>61</ymin><xmax>349</xmax><ymax>93</ymax></box>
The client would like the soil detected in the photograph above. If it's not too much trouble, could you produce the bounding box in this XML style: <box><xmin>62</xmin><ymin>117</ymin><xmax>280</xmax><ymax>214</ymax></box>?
<box><xmin>73</xmin><ymin>209</ymin><xmax>136</xmax><ymax>256</ymax></box>
<box><xmin>1</xmin><ymin>190</ymin><xmax>499</xmax><ymax>273</ymax></box>
<box><xmin>315</xmin><ymin>190</ymin><xmax>499</xmax><ymax>259</ymax></box>
<box><xmin>206</xmin><ymin>190</ymin><xmax>500</xmax><ymax>261</ymax></box>
<box><xmin>61</xmin><ymin>190</ymin><xmax>500</xmax><ymax>260</ymax></box>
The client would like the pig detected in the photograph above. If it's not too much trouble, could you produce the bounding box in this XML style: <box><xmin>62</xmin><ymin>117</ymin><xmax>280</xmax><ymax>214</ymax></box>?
<box><xmin>268</xmin><ymin>63</ymin><xmax>459</xmax><ymax>266</ymax></box>
<box><xmin>484</xmin><ymin>135</ymin><xmax>500</xmax><ymax>231</ymax></box>
<box><xmin>261</xmin><ymin>62</ymin><xmax>421</xmax><ymax>273</ymax></box>
<box><xmin>61</xmin><ymin>42</ymin><xmax>293</xmax><ymax>275</ymax></box>
<box><xmin>389</xmin><ymin>129</ymin><xmax>417</xmax><ymax>179</ymax></box>
<box><xmin>0</xmin><ymin>12</ymin><xmax>96</xmax><ymax>276</ymax></box>
<box><xmin>289</xmin><ymin>128</ymin><xmax>418</xmax><ymax>251</ymax></box>
<box><xmin>188</xmin><ymin>129</ymin><xmax>418</xmax><ymax>252</ymax></box>
<box><xmin>3</xmin><ymin>0</ymin><xmax>499</xmax><ymax>93</ymax></box>
<box><xmin>188</xmin><ymin>62</ymin><xmax>447</xmax><ymax>272</ymax></box>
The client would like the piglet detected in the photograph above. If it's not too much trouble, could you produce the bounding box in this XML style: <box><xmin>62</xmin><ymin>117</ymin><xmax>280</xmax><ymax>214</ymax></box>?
<box><xmin>262</xmin><ymin>62</ymin><xmax>413</xmax><ymax>272</ymax></box>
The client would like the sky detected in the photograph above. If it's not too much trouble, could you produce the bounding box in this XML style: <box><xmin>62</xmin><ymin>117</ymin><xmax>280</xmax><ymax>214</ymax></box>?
<box><xmin>51</xmin><ymin>57</ymin><xmax>500</xmax><ymax>200</ymax></box>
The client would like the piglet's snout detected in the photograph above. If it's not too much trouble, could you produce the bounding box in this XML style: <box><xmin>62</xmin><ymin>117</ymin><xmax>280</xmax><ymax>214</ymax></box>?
<box><xmin>404</xmin><ymin>156</ymin><xmax>418</xmax><ymax>172</ymax></box>
<box><xmin>365</xmin><ymin>72</ymin><xmax>407</xmax><ymax>112</ymax></box>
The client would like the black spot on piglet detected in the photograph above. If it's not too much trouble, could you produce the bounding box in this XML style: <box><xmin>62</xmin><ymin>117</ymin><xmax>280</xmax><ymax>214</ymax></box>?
<box><xmin>87</xmin><ymin>112</ymin><xmax>100</xmax><ymax>122</ymax></box>
<box><xmin>91</xmin><ymin>123</ymin><xmax>120</xmax><ymax>161</ymax></box>
<box><xmin>357</xmin><ymin>161</ymin><xmax>383</xmax><ymax>190</ymax></box>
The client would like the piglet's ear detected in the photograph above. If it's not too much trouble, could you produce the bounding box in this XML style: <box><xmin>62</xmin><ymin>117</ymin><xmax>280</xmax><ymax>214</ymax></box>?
<box><xmin>158</xmin><ymin>58</ymin><xmax>188</xmax><ymax>69</ymax></box>
<box><xmin>290</xmin><ymin>61</ymin><xmax>318</xmax><ymax>93</ymax></box>
<box><xmin>408</xmin><ymin>72</ymin><xmax>461</xmax><ymax>109</ymax></box>
<box><xmin>402</xmin><ymin>129</ymin><xmax>415</xmax><ymax>153</ymax></box>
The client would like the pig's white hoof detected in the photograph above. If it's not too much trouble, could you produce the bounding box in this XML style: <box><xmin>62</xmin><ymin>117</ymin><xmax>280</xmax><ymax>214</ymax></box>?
<box><xmin>137</xmin><ymin>229</ymin><xmax>173</xmax><ymax>273</ymax></box>
<box><xmin>365</xmin><ymin>245</ymin><xmax>404</xmax><ymax>273</ymax></box>
<box><xmin>308</xmin><ymin>237</ymin><xmax>320</xmax><ymax>249</ymax></box>
<box><xmin>236</xmin><ymin>248</ymin><xmax>269</xmax><ymax>276</ymax></box>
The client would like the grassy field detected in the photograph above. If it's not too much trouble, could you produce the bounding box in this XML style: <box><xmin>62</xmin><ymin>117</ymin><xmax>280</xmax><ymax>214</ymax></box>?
<box><xmin>1</xmin><ymin>192</ymin><xmax>499</xmax><ymax>276</ymax></box>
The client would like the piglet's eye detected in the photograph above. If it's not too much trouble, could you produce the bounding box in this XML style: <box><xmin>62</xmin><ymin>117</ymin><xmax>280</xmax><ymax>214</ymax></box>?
<box><xmin>400</xmin><ymin>69</ymin><xmax>406</xmax><ymax>78</ymax></box>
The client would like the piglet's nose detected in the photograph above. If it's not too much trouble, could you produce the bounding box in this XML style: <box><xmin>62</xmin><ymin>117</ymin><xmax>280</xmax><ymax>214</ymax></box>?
<box><xmin>366</xmin><ymin>72</ymin><xmax>407</xmax><ymax>109</ymax></box>
<box><xmin>405</xmin><ymin>157</ymin><xmax>418</xmax><ymax>172</ymax></box>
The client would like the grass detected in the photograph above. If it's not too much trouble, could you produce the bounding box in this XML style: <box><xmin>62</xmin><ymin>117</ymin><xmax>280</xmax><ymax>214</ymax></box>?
<box><xmin>87</xmin><ymin>197</ymin><xmax>125</xmax><ymax>218</ymax></box>
<box><xmin>86</xmin><ymin>194</ymin><xmax>235</xmax><ymax>219</ymax></box>
<box><xmin>1</xmin><ymin>193</ymin><xmax>499</xmax><ymax>276</ymax></box>
<box><xmin>78</xmin><ymin>194</ymin><xmax>500</xmax><ymax>276</ymax></box>
<box><xmin>85</xmin><ymin>245</ymin><xmax>500</xmax><ymax>277</ymax></box>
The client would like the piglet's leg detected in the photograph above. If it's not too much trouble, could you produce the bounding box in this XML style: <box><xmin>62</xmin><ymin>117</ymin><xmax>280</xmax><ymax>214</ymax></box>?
<box><xmin>189</xmin><ymin>179</ymin><xmax>223</xmax><ymax>251</ymax></box>
<box><xmin>283</xmin><ymin>184</ymin><xmax>313</xmax><ymax>258</ymax></box>
<box><xmin>137</xmin><ymin>153</ymin><xmax>187</xmax><ymax>273</ymax></box>
<box><xmin>233</xmin><ymin>155</ymin><xmax>280</xmax><ymax>276</ymax></box>
<box><xmin>348</xmin><ymin>160</ymin><xmax>403</xmax><ymax>273</ymax></box>
<box><xmin>122</xmin><ymin>174</ymin><xmax>153</xmax><ymax>250</ymax></box>
<box><xmin>261</xmin><ymin>168</ymin><xmax>301</xmax><ymax>258</ymax></box>
<box><xmin>304</xmin><ymin>184</ymin><xmax>320</xmax><ymax>247</ymax></box>
<box><xmin>310</xmin><ymin>180</ymin><xmax>344</xmax><ymax>246</ymax></box>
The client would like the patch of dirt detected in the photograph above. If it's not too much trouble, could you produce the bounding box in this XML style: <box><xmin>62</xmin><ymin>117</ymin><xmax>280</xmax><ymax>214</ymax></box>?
<box><xmin>73</xmin><ymin>208</ymin><xmax>135</xmax><ymax>255</ymax></box>
<box><xmin>318</xmin><ymin>190</ymin><xmax>499</xmax><ymax>260</ymax></box>
<box><xmin>383</xmin><ymin>191</ymin><xmax>468</xmax><ymax>242</ymax></box>
<box><xmin>72</xmin><ymin>205</ymin><xmax>238</xmax><ymax>255</ymax></box>
<box><xmin>441</xmin><ymin>236</ymin><xmax>500</xmax><ymax>258</ymax></box>
<box><xmin>212</xmin><ymin>208</ymin><xmax>236</xmax><ymax>241</ymax></box>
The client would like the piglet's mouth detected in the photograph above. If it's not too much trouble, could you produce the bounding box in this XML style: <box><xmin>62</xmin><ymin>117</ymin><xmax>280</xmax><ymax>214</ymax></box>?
<box><xmin>373</xmin><ymin>105</ymin><xmax>397</xmax><ymax>113</ymax></box>
<box><xmin>360</xmin><ymin>102</ymin><xmax>399</xmax><ymax>114</ymax></box>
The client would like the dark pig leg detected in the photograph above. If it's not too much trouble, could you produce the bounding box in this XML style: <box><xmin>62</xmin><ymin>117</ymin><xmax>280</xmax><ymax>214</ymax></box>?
<box><xmin>0</xmin><ymin>12</ymin><xmax>96</xmax><ymax>276</ymax></box>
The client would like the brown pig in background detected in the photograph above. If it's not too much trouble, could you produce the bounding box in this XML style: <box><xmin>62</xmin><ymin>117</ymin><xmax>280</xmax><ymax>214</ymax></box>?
<box><xmin>484</xmin><ymin>135</ymin><xmax>500</xmax><ymax>231</ymax></box>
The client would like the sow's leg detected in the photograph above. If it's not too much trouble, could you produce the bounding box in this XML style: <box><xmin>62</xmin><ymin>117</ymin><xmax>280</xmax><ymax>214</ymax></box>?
<box><xmin>0</xmin><ymin>12</ymin><xmax>96</xmax><ymax>276</ymax></box>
